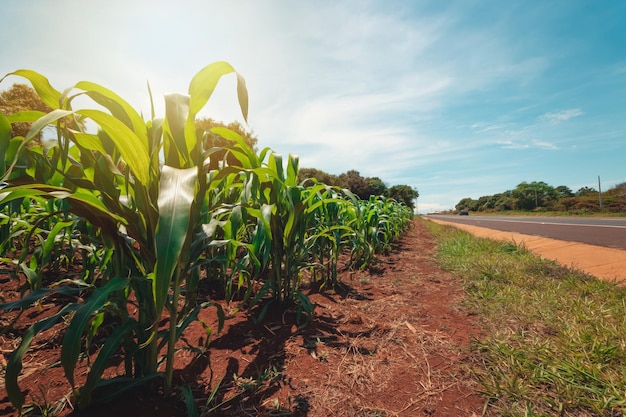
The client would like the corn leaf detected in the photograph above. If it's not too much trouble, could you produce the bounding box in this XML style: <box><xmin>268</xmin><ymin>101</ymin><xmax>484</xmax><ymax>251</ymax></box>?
<box><xmin>79</xmin><ymin>318</ymin><xmax>137</xmax><ymax>408</ymax></box>
<box><xmin>0</xmin><ymin>113</ymin><xmax>10</xmax><ymax>177</ymax></box>
<box><xmin>188</xmin><ymin>61</ymin><xmax>247</xmax><ymax>119</ymax></box>
<box><xmin>286</xmin><ymin>154</ymin><xmax>299</xmax><ymax>187</ymax></box>
<box><xmin>153</xmin><ymin>165</ymin><xmax>197</xmax><ymax>315</ymax></box>
<box><xmin>0</xmin><ymin>185</ymin><xmax>71</xmax><ymax>204</ymax></box>
<box><xmin>209</xmin><ymin>126</ymin><xmax>260</xmax><ymax>168</ymax></box>
<box><xmin>180</xmin><ymin>385</ymin><xmax>199</xmax><ymax>417</ymax></box>
<box><xmin>5</xmin><ymin>304</ymin><xmax>80</xmax><ymax>411</ymax></box>
<box><xmin>5</xmin><ymin>110</ymin><xmax>47</xmax><ymax>124</ymax></box>
<box><xmin>163</xmin><ymin>93</ymin><xmax>191</xmax><ymax>167</ymax></box>
<box><xmin>61</xmin><ymin>277</ymin><xmax>130</xmax><ymax>388</ymax></box>
<box><xmin>185</xmin><ymin>62</ymin><xmax>248</xmax><ymax>156</ymax></box>
<box><xmin>77</xmin><ymin>109</ymin><xmax>150</xmax><ymax>185</ymax></box>
<box><xmin>1</xmin><ymin>109</ymin><xmax>74</xmax><ymax>181</ymax></box>
<box><xmin>71</xmin><ymin>131</ymin><xmax>108</xmax><ymax>154</ymax></box>
<box><xmin>2</xmin><ymin>69</ymin><xmax>62</xmax><ymax>109</ymax></box>
<box><xmin>74</xmin><ymin>81</ymin><xmax>148</xmax><ymax>144</ymax></box>
<box><xmin>41</xmin><ymin>220</ymin><xmax>74</xmax><ymax>266</ymax></box>
<box><xmin>0</xmin><ymin>285</ymin><xmax>88</xmax><ymax>310</ymax></box>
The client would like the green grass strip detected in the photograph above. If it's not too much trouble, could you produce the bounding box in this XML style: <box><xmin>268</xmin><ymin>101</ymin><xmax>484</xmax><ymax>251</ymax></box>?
<box><xmin>424</xmin><ymin>219</ymin><xmax>626</xmax><ymax>416</ymax></box>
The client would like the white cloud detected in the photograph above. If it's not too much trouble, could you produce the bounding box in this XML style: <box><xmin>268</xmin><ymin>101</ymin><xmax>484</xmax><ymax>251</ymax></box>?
<box><xmin>497</xmin><ymin>139</ymin><xmax>557</xmax><ymax>150</ymax></box>
<box><xmin>540</xmin><ymin>108</ymin><xmax>584</xmax><ymax>123</ymax></box>
<box><xmin>471</xmin><ymin>122</ymin><xmax>521</xmax><ymax>134</ymax></box>
<box><xmin>498</xmin><ymin>140</ymin><xmax>529</xmax><ymax>150</ymax></box>
<box><xmin>531</xmin><ymin>140</ymin><xmax>558</xmax><ymax>150</ymax></box>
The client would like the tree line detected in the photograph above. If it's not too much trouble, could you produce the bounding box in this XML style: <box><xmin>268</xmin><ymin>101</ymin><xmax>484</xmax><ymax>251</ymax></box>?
<box><xmin>298</xmin><ymin>167</ymin><xmax>418</xmax><ymax>210</ymax></box>
<box><xmin>456</xmin><ymin>181</ymin><xmax>626</xmax><ymax>214</ymax></box>
<box><xmin>1</xmin><ymin>83</ymin><xmax>419</xmax><ymax>210</ymax></box>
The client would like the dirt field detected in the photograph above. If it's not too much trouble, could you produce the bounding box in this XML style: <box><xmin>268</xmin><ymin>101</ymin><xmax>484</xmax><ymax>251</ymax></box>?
<box><xmin>0</xmin><ymin>219</ymin><xmax>485</xmax><ymax>416</ymax></box>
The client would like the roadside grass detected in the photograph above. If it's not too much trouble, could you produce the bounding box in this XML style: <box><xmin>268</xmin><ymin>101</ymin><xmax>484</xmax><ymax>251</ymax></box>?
<box><xmin>424</xmin><ymin>219</ymin><xmax>626</xmax><ymax>416</ymax></box>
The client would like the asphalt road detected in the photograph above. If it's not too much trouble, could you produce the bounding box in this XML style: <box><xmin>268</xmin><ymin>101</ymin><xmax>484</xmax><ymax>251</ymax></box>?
<box><xmin>424</xmin><ymin>215</ymin><xmax>626</xmax><ymax>250</ymax></box>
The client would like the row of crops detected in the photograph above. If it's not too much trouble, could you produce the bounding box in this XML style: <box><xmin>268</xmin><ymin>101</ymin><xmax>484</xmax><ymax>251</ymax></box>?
<box><xmin>0</xmin><ymin>62</ymin><xmax>414</xmax><ymax>413</ymax></box>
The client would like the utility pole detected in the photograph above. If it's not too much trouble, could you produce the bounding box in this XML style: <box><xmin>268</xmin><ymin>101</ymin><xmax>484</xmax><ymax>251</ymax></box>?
<box><xmin>598</xmin><ymin>176</ymin><xmax>603</xmax><ymax>211</ymax></box>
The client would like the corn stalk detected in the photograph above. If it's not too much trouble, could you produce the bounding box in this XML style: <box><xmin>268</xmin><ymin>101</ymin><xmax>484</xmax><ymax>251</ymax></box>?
<box><xmin>0</xmin><ymin>62</ymin><xmax>247</xmax><ymax>411</ymax></box>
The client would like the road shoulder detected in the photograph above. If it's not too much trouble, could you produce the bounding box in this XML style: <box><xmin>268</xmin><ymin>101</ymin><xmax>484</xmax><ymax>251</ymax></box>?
<box><xmin>426</xmin><ymin>218</ymin><xmax>626</xmax><ymax>284</ymax></box>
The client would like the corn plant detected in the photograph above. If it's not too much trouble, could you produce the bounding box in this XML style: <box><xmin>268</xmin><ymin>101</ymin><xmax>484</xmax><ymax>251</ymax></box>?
<box><xmin>0</xmin><ymin>194</ymin><xmax>93</xmax><ymax>291</ymax></box>
<box><xmin>301</xmin><ymin>183</ymin><xmax>356</xmax><ymax>288</ymax></box>
<box><xmin>1</xmin><ymin>60</ymin><xmax>416</xmax><ymax>415</ymax></box>
<box><xmin>0</xmin><ymin>62</ymin><xmax>248</xmax><ymax>412</ymax></box>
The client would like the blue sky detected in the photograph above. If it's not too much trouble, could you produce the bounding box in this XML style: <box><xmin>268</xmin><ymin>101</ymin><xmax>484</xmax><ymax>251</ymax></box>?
<box><xmin>1</xmin><ymin>0</ymin><xmax>625</xmax><ymax>213</ymax></box>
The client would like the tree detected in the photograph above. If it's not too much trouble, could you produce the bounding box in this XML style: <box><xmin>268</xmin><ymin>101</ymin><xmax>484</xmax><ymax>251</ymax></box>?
<box><xmin>477</xmin><ymin>195</ymin><xmax>497</xmax><ymax>211</ymax></box>
<box><xmin>195</xmin><ymin>117</ymin><xmax>258</xmax><ymax>170</ymax></box>
<box><xmin>298</xmin><ymin>167</ymin><xmax>339</xmax><ymax>186</ymax></box>
<box><xmin>511</xmin><ymin>181</ymin><xmax>557</xmax><ymax>210</ymax></box>
<box><xmin>0</xmin><ymin>83</ymin><xmax>53</xmax><ymax>141</ymax></box>
<box><xmin>555</xmin><ymin>185</ymin><xmax>574</xmax><ymax>199</ymax></box>
<box><xmin>337</xmin><ymin>170</ymin><xmax>370</xmax><ymax>200</ymax></box>
<box><xmin>493</xmin><ymin>191</ymin><xmax>515</xmax><ymax>211</ymax></box>
<box><xmin>575</xmin><ymin>186</ymin><xmax>597</xmax><ymax>197</ymax></box>
<box><xmin>367</xmin><ymin>176</ymin><xmax>387</xmax><ymax>196</ymax></box>
<box><xmin>386</xmin><ymin>185</ymin><xmax>419</xmax><ymax>210</ymax></box>
<box><xmin>456</xmin><ymin>197</ymin><xmax>478</xmax><ymax>212</ymax></box>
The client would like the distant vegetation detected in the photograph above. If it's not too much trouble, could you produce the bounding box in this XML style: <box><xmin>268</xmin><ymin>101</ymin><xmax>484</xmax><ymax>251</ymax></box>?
<box><xmin>455</xmin><ymin>181</ymin><xmax>626</xmax><ymax>214</ymax></box>
<box><xmin>299</xmin><ymin>167</ymin><xmax>419</xmax><ymax>210</ymax></box>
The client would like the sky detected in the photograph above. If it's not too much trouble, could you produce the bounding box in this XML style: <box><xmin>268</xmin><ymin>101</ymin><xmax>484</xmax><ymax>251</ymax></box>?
<box><xmin>1</xmin><ymin>0</ymin><xmax>625</xmax><ymax>213</ymax></box>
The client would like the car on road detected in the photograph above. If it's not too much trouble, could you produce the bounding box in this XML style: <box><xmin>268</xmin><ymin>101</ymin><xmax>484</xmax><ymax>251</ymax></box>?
<box><xmin>459</xmin><ymin>209</ymin><xmax>469</xmax><ymax>215</ymax></box>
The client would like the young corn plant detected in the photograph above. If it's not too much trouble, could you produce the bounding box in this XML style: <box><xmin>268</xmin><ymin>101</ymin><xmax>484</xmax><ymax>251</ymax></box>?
<box><xmin>0</xmin><ymin>62</ymin><xmax>248</xmax><ymax>412</ymax></box>
<box><xmin>252</xmin><ymin>153</ymin><xmax>332</xmax><ymax>321</ymax></box>
<box><xmin>302</xmin><ymin>183</ymin><xmax>356</xmax><ymax>288</ymax></box>
<box><xmin>203</xmin><ymin>135</ymin><xmax>326</xmax><ymax>321</ymax></box>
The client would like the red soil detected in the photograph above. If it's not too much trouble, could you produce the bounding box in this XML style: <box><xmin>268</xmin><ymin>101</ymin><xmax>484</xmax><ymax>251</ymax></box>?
<box><xmin>0</xmin><ymin>219</ymin><xmax>484</xmax><ymax>416</ymax></box>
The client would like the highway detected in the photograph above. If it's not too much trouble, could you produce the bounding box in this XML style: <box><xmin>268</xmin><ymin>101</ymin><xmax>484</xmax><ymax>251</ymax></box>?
<box><xmin>424</xmin><ymin>215</ymin><xmax>626</xmax><ymax>250</ymax></box>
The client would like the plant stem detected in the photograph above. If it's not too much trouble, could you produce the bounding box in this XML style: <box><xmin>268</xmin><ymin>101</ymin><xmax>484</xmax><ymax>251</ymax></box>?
<box><xmin>164</xmin><ymin>269</ymin><xmax>182</xmax><ymax>393</ymax></box>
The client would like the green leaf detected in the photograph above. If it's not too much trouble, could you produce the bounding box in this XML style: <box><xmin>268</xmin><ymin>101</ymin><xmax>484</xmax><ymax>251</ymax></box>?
<box><xmin>79</xmin><ymin>318</ymin><xmax>137</xmax><ymax>408</ymax></box>
<box><xmin>185</xmin><ymin>62</ymin><xmax>249</xmax><ymax>154</ymax></box>
<box><xmin>68</xmin><ymin>191</ymin><xmax>127</xmax><ymax>224</ymax></box>
<box><xmin>74</xmin><ymin>81</ymin><xmax>148</xmax><ymax>144</ymax></box>
<box><xmin>0</xmin><ymin>184</ymin><xmax>127</xmax><ymax>233</ymax></box>
<box><xmin>2</xmin><ymin>110</ymin><xmax>74</xmax><ymax>181</ymax></box>
<box><xmin>0</xmin><ymin>285</ymin><xmax>88</xmax><ymax>310</ymax></box>
<box><xmin>61</xmin><ymin>277</ymin><xmax>130</xmax><ymax>388</ymax></box>
<box><xmin>163</xmin><ymin>93</ymin><xmax>191</xmax><ymax>167</ymax></box>
<box><xmin>2</xmin><ymin>69</ymin><xmax>62</xmax><ymax>109</ymax></box>
<box><xmin>286</xmin><ymin>154</ymin><xmax>300</xmax><ymax>187</ymax></box>
<box><xmin>71</xmin><ymin>131</ymin><xmax>108</xmax><ymax>154</ymax></box>
<box><xmin>236</xmin><ymin>73</ymin><xmax>249</xmax><ymax>123</ymax></box>
<box><xmin>188</xmin><ymin>61</ymin><xmax>236</xmax><ymax>116</ymax></box>
<box><xmin>164</xmin><ymin>94</ymin><xmax>189</xmax><ymax>150</ymax></box>
<box><xmin>153</xmin><ymin>166</ymin><xmax>197</xmax><ymax>315</ymax></box>
<box><xmin>207</xmin><ymin>126</ymin><xmax>267</xmax><ymax>173</ymax></box>
<box><xmin>180</xmin><ymin>385</ymin><xmax>199</xmax><ymax>417</ymax></box>
<box><xmin>90</xmin><ymin>374</ymin><xmax>161</xmax><ymax>406</ymax></box>
<box><xmin>41</xmin><ymin>220</ymin><xmax>74</xmax><ymax>266</ymax></box>
<box><xmin>5</xmin><ymin>304</ymin><xmax>80</xmax><ymax>412</ymax></box>
<box><xmin>5</xmin><ymin>110</ymin><xmax>47</xmax><ymax>124</ymax></box>
<box><xmin>0</xmin><ymin>185</ymin><xmax>71</xmax><ymax>204</ymax></box>
<box><xmin>0</xmin><ymin>113</ymin><xmax>10</xmax><ymax>177</ymax></box>
<box><xmin>26</xmin><ymin>110</ymin><xmax>73</xmax><ymax>144</ymax></box>
<box><xmin>77</xmin><ymin>109</ymin><xmax>150</xmax><ymax>185</ymax></box>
